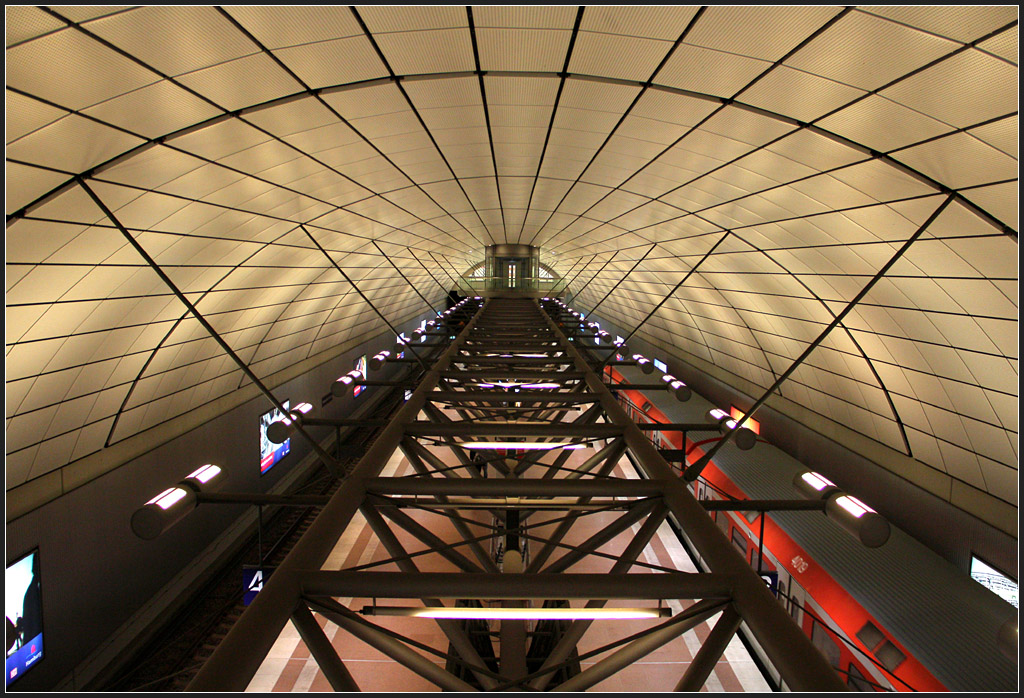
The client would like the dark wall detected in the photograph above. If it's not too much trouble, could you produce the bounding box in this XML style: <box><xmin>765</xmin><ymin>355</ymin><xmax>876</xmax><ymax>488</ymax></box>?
<box><xmin>5</xmin><ymin>316</ymin><xmax>429</xmax><ymax>691</ymax></box>
<box><xmin>584</xmin><ymin>312</ymin><xmax>1017</xmax><ymax>579</ymax></box>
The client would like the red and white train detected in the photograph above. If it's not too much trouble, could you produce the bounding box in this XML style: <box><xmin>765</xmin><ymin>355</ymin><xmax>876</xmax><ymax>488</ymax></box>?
<box><xmin>607</xmin><ymin>366</ymin><xmax>1015</xmax><ymax>693</ymax></box>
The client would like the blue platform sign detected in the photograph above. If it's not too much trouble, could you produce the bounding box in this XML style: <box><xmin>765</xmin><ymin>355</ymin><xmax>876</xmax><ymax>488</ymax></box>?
<box><xmin>760</xmin><ymin>570</ymin><xmax>779</xmax><ymax>596</ymax></box>
<box><xmin>243</xmin><ymin>566</ymin><xmax>274</xmax><ymax>605</ymax></box>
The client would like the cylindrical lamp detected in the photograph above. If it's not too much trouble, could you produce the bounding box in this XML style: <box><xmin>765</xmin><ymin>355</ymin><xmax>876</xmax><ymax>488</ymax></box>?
<box><xmin>707</xmin><ymin>408</ymin><xmax>755</xmax><ymax>448</ymax></box>
<box><xmin>370</xmin><ymin>351</ymin><xmax>391</xmax><ymax>370</ymax></box>
<box><xmin>792</xmin><ymin>471</ymin><xmax>840</xmax><ymax>501</ymax></box>
<box><xmin>266</xmin><ymin>403</ymin><xmax>312</xmax><ymax>444</ymax></box>
<box><xmin>825</xmin><ymin>495</ymin><xmax>891</xmax><ymax>548</ymax></box>
<box><xmin>181</xmin><ymin>463</ymin><xmax>224</xmax><ymax>493</ymax></box>
<box><xmin>332</xmin><ymin>371</ymin><xmax>363</xmax><ymax>397</ymax></box>
<box><xmin>131</xmin><ymin>486</ymin><xmax>198</xmax><ymax>540</ymax></box>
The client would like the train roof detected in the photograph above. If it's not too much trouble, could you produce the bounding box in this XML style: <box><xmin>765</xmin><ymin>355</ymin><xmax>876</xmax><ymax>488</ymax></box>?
<box><xmin>615</xmin><ymin>365</ymin><xmax>1017</xmax><ymax>692</ymax></box>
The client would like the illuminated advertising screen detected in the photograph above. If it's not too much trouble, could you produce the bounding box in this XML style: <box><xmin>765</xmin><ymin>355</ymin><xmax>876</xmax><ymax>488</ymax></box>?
<box><xmin>6</xmin><ymin>549</ymin><xmax>43</xmax><ymax>687</ymax></box>
<box><xmin>653</xmin><ymin>359</ymin><xmax>668</xmax><ymax>373</ymax></box>
<box><xmin>259</xmin><ymin>400</ymin><xmax>290</xmax><ymax>475</ymax></box>
<box><xmin>971</xmin><ymin>556</ymin><xmax>1018</xmax><ymax>608</ymax></box>
<box><xmin>353</xmin><ymin>355</ymin><xmax>367</xmax><ymax>397</ymax></box>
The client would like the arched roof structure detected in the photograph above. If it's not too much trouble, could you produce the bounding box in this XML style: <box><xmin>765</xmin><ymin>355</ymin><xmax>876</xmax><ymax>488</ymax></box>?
<box><xmin>6</xmin><ymin>6</ymin><xmax>1018</xmax><ymax>535</ymax></box>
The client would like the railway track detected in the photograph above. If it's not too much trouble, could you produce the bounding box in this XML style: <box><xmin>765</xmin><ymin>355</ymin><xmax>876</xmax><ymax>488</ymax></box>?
<box><xmin>100</xmin><ymin>389</ymin><xmax>406</xmax><ymax>692</ymax></box>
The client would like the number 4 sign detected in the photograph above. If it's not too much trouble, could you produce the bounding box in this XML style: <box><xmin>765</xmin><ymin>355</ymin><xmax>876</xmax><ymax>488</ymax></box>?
<box><xmin>243</xmin><ymin>566</ymin><xmax>274</xmax><ymax>605</ymax></box>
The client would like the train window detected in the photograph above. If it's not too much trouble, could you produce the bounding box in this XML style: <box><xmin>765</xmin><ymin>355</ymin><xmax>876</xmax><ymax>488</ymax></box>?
<box><xmin>811</xmin><ymin>620</ymin><xmax>842</xmax><ymax>669</ymax></box>
<box><xmin>789</xmin><ymin>596</ymin><xmax>802</xmax><ymax>625</ymax></box>
<box><xmin>846</xmin><ymin>662</ymin><xmax>875</xmax><ymax>692</ymax></box>
<box><xmin>750</xmin><ymin>550</ymin><xmax>774</xmax><ymax>572</ymax></box>
<box><xmin>876</xmin><ymin>641</ymin><xmax>906</xmax><ymax>672</ymax></box>
<box><xmin>856</xmin><ymin>621</ymin><xmax>885</xmax><ymax>652</ymax></box>
<box><xmin>731</xmin><ymin>527</ymin><xmax>747</xmax><ymax>554</ymax></box>
<box><xmin>716</xmin><ymin>510</ymin><xmax>730</xmax><ymax>536</ymax></box>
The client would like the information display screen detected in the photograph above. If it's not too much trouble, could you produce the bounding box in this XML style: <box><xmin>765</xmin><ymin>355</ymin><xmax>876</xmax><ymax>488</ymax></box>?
<box><xmin>6</xmin><ymin>549</ymin><xmax>43</xmax><ymax>687</ymax></box>
<box><xmin>971</xmin><ymin>555</ymin><xmax>1018</xmax><ymax>608</ymax></box>
<box><xmin>259</xmin><ymin>401</ymin><xmax>291</xmax><ymax>475</ymax></box>
<box><xmin>353</xmin><ymin>355</ymin><xmax>367</xmax><ymax>397</ymax></box>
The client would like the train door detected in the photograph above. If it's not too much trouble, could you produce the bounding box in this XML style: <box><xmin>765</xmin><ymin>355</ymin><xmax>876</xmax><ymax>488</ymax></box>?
<box><xmin>787</xmin><ymin>576</ymin><xmax>805</xmax><ymax>629</ymax></box>
<box><xmin>776</xmin><ymin>567</ymin><xmax>792</xmax><ymax>615</ymax></box>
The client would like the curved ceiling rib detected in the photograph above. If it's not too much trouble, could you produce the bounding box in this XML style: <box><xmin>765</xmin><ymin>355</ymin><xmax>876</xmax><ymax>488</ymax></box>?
<box><xmin>104</xmin><ymin>212</ymin><xmax>313</xmax><ymax>446</ymax></box>
<box><xmin>9</xmin><ymin>63</ymin><xmax>1014</xmax><ymax>244</ymax></box>
<box><xmin>718</xmin><ymin>226</ymin><xmax>916</xmax><ymax>455</ymax></box>
<box><xmin>6</xmin><ymin>6</ymin><xmax>1017</xmax><ymax>531</ymax></box>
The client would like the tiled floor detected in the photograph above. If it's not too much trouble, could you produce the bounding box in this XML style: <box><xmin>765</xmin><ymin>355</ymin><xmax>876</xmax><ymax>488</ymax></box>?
<box><xmin>246</xmin><ymin>442</ymin><xmax>771</xmax><ymax>692</ymax></box>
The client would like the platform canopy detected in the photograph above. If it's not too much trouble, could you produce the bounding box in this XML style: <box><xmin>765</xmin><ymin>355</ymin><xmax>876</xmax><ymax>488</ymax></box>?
<box><xmin>5</xmin><ymin>6</ymin><xmax>1018</xmax><ymax>530</ymax></box>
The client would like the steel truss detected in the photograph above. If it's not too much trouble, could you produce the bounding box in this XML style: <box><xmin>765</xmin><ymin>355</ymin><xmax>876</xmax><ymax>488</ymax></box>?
<box><xmin>187</xmin><ymin>297</ymin><xmax>844</xmax><ymax>692</ymax></box>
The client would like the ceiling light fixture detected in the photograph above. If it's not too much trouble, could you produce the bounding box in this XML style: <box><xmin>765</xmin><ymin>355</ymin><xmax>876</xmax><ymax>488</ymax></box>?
<box><xmin>361</xmin><ymin>606</ymin><xmax>671</xmax><ymax>620</ymax></box>
<box><xmin>460</xmin><ymin>441</ymin><xmax>585</xmax><ymax>450</ymax></box>
<box><xmin>707</xmin><ymin>408</ymin><xmax>755</xmax><ymax>448</ymax></box>
<box><xmin>793</xmin><ymin>471</ymin><xmax>890</xmax><ymax>548</ymax></box>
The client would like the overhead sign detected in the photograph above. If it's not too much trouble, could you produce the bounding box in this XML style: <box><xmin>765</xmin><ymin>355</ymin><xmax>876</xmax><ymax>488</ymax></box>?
<box><xmin>243</xmin><ymin>566</ymin><xmax>275</xmax><ymax>606</ymax></box>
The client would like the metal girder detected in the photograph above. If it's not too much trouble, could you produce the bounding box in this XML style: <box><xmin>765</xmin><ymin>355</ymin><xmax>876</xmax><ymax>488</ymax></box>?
<box><xmin>363</xmin><ymin>477</ymin><xmax>668</xmax><ymax>497</ymax></box>
<box><xmin>312</xmin><ymin>602</ymin><xmax>480</xmax><ymax>692</ymax></box>
<box><xmin>358</xmin><ymin>500</ymin><xmax>500</xmax><ymax>690</ymax></box>
<box><xmin>542</xmin><ymin>499</ymin><xmax>661</xmax><ymax>574</ymax></box>
<box><xmin>290</xmin><ymin>603</ymin><xmax>360</xmax><ymax>692</ymax></box>
<box><xmin>674</xmin><ymin>605</ymin><xmax>744</xmax><ymax>691</ymax></box>
<box><xmin>443</xmin><ymin>364</ymin><xmax>581</xmax><ymax>373</ymax></box>
<box><xmin>551</xmin><ymin>599</ymin><xmax>727</xmax><ymax>693</ymax></box>
<box><xmin>187</xmin><ymin>301</ymin><xmax>487</xmax><ymax>691</ymax></box>
<box><xmin>539</xmin><ymin>299</ymin><xmax>846</xmax><ymax>691</ymax></box>
<box><xmin>299</xmin><ymin>571</ymin><xmax>733</xmax><ymax>600</ymax></box>
<box><xmin>187</xmin><ymin>296</ymin><xmax>846</xmax><ymax>693</ymax></box>
<box><xmin>404</xmin><ymin>422</ymin><xmax>621</xmax><ymax>437</ymax></box>
<box><xmin>369</xmin><ymin>496</ymin><xmax>487</xmax><ymax>573</ymax></box>
<box><xmin>427</xmin><ymin>391</ymin><xmax>600</xmax><ymax>403</ymax></box>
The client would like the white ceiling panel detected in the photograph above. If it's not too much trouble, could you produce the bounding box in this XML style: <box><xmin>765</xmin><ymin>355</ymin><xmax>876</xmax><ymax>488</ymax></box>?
<box><xmin>373</xmin><ymin>29</ymin><xmax>475</xmax><ymax>76</ymax></box>
<box><xmin>6</xmin><ymin>112</ymin><xmax>146</xmax><ymax>172</ymax></box>
<box><xmin>6</xmin><ymin>90</ymin><xmax>71</xmax><ymax>144</ymax></box>
<box><xmin>569</xmin><ymin>32</ymin><xmax>673</xmax><ymax>82</ymax></box>
<box><xmin>224</xmin><ymin>6</ymin><xmax>364</xmax><ymax>49</ymax></box>
<box><xmin>739</xmin><ymin>67</ymin><xmax>868</xmax><ymax>123</ymax></box>
<box><xmin>860</xmin><ymin>6</ymin><xmax>1018</xmax><ymax>44</ymax></box>
<box><xmin>4</xmin><ymin>5</ymin><xmax>1017</xmax><ymax>529</ymax></box>
<box><xmin>687</xmin><ymin>6</ymin><xmax>843</xmax><ymax>62</ymax></box>
<box><xmin>7</xmin><ymin>27</ymin><xmax>159</xmax><ymax>110</ymax></box>
<box><xmin>476</xmin><ymin>28</ymin><xmax>573</xmax><ymax>72</ymax></box>
<box><xmin>787</xmin><ymin>10</ymin><xmax>959</xmax><ymax>92</ymax></box>
<box><xmin>894</xmin><ymin>132</ymin><xmax>1018</xmax><ymax>189</ymax></box>
<box><xmin>274</xmin><ymin>36</ymin><xmax>389</xmax><ymax>86</ymax></box>
<box><xmin>87</xmin><ymin>6</ymin><xmax>257</xmax><ymax>77</ymax></box>
<box><xmin>880</xmin><ymin>48</ymin><xmax>1018</xmax><ymax>129</ymax></box>
<box><xmin>816</xmin><ymin>95</ymin><xmax>953</xmax><ymax>153</ymax></box>
<box><xmin>176</xmin><ymin>53</ymin><xmax>302</xmax><ymax>112</ymax></box>
<box><xmin>976</xmin><ymin>24</ymin><xmax>1018</xmax><ymax>63</ymax></box>
<box><xmin>655</xmin><ymin>44</ymin><xmax>770</xmax><ymax>97</ymax></box>
<box><xmin>581</xmin><ymin>6</ymin><xmax>699</xmax><ymax>41</ymax></box>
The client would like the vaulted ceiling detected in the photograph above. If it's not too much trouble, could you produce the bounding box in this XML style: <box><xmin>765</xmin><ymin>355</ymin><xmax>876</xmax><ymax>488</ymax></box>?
<box><xmin>5</xmin><ymin>7</ymin><xmax>1018</xmax><ymax>529</ymax></box>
